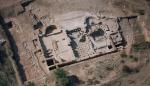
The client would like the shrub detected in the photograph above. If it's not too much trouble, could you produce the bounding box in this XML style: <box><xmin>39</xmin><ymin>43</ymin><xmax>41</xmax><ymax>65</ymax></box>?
<box><xmin>0</xmin><ymin>73</ymin><xmax>10</xmax><ymax>86</ymax></box>
<box><xmin>120</xmin><ymin>53</ymin><xmax>127</xmax><ymax>58</ymax></box>
<box><xmin>132</xmin><ymin>42</ymin><xmax>150</xmax><ymax>52</ymax></box>
<box><xmin>54</xmin><ymin>68</ymin><xmax>69</xmax><ymax>86</ymax></box>
<box><xmin>79</xmin><ymin>35</ymin><xmax>86</xmax><ymax>42</ymax></box>
<box><xmin>136</xmin><ymin>10</ymin><xmax>145</xmax><ymax>15</ymax></box>
<box><xmin>122</xmin><ymin>65</ymin><xmax>139</xmax><ymax>74</ymax></box>
<box><xmin>122</xmin><ymin>65</ymin><xmax>132</xmax><ymax>74</ymax></box>
<box><xmin>26</xmin><ymin>81</ymin><xmax>36</xmax><ymax>86</ymax></box>
<box><xmin>129</xmin><ymin>55</ymin><xmax>138</xmax><ymax>62</ymax></box>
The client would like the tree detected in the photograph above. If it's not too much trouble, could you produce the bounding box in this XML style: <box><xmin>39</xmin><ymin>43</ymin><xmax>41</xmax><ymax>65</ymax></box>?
<box><xmin>79</xmin><ymin>35</ymin><xmax>86</xmax><ymax>42</ymax></box>
<box><xmin>54</xmin><ymin>68</ymin><xmax>69</xmax><ymax>86</ymax></box>
<box><xmin>0</xmin><ymin>73</ymin><xmax>10</xmax><ymax>86</ymax></box>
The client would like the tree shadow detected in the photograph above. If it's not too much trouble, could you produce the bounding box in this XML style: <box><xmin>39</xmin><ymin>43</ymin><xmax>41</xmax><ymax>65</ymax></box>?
<box><xmin>68</xmin><ymin>75</ymin><xmax>80</xmax><ymax>86</ymax></box>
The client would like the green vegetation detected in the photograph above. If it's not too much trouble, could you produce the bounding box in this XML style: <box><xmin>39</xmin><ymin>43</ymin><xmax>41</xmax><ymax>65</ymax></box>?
<box><xmin>79</xmin><ymin>35</ymin><xmax>86</xmax><ymax>42</ymax></box>
<box><xmin>0</xmin><ymin>44</ymin><xmax>16</xmax><ymax>86</ymax></box>
<box><xmin>135</xmin><ymin>10</ymin><xmax>145</xmax><ymax>15</ymax></box>
<box><xmin>120</xmin><ymin>53</ymin><xmax>138</xmax><ymax>62</ymax></box>
<box><xmin>122</xmin><ymin>65</ymin><xmax>139</xmax><ymax>74</ymax></box>
<box><xmin>120</xmin><ymin>53</ymin><xmax>128</xmax><ymax>58</ymax></box>
<box><xmin>54</xmin><ymin>68</ymin><xmax>69</xmax><ymax>86</ymax></box>
<box><xmin>129</xmin><ymin>55</ymin><xmax>138</xmax><ymax>62</ymax></box>
<box><xmin>26</xmin><ymin>81</ymin><xmax>36</xmax><ymax>86</ymax></box>
<box><xmin>0</xmin><ymin>73</ymin><xmax>10</xmax><ymax>86</ymax></box>
<box><xmin>132</xmin><ymin>42</ymin><xmax>150</xmax><ymax>52</ymax></box>
<box><xmin>87</xmin><ymin>79</ymin><xmax>100</xmax><ymax>85</ymax></box>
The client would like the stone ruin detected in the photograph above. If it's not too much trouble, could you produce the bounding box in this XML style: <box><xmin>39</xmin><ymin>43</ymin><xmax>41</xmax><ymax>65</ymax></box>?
<box><xmin>37</xmin><ymin>12</ymin><xmax>125</xmax><ymax>70</ymax></box>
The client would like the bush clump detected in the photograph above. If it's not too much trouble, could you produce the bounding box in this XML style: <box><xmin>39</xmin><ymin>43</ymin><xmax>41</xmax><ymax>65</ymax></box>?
<box><xmin>0</xmin><ymin>73</ymin><xmax>10</xmax><ymax>86</ymax></box>
<box><xmin>79</xmin><ymin>35</ymin><xmax>86</xmax><ymax>42</ymax></box>
<box><xmin>122</xmin><ymin>65</ymin><xmax>139</xmax><ymax>74</ymax></box>
<box><xmin>26</xmin><ymin>81</ymin><xmax>36</xmax><ymax>86</ymax></box>
<box><xmin>54</xmin><ymin>68</ymin><xmax>69</xmax><ymax>86</ymax></box>
<box><xmin>132</xmin><ymin>42</ymin><xmax>150</xmax><ymax>52</ymax></box>
<box><xmin>120</xmin><ymin>53</ymin><xmax>128</xmax><ymax>58</ymax></box>
<box><xmin>129</xmin><ymin>55</ymin><xmax>138</xmax><ymax>62</ymax></box>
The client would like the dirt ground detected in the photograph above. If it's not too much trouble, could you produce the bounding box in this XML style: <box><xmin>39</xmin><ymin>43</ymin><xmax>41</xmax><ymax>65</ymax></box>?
<box><xmin>0</xmin><ymin>0</ymin><xmax>150</xmax><ymax>86</ymax></box>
